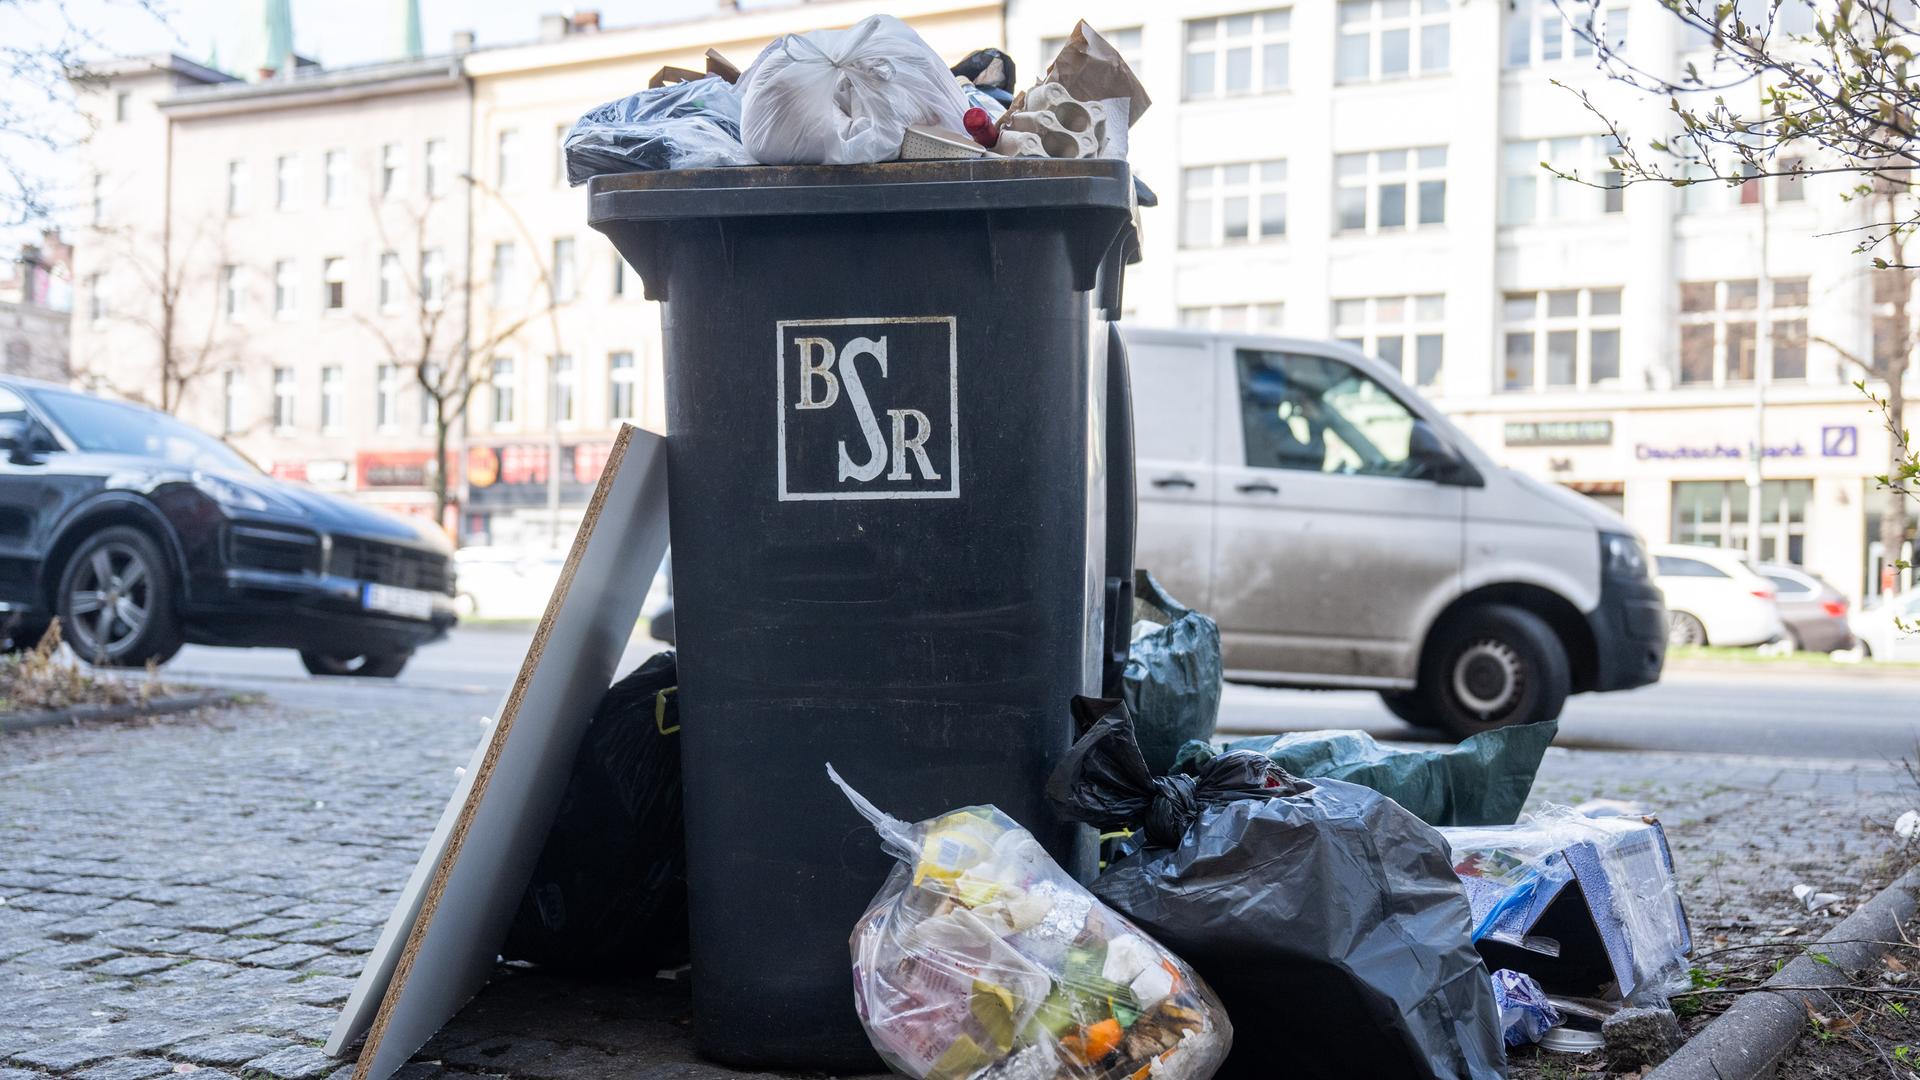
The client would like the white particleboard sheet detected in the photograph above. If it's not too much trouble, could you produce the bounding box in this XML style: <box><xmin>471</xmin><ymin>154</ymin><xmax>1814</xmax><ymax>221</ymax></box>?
<box><xmin>325</xmin><ymin>424</ymin><xmax>670</xmax><ymax>1080</ymax></box>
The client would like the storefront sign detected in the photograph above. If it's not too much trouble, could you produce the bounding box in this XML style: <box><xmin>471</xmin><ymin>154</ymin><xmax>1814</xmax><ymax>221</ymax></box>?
<box><xmin>269</xmin><ymin>461</ymin><xmax>308</xmax><ymax>483</ymax></box>
<box><xmin>358</xmin><ymin>450</ymin><xmax>441</xmax><ymax>489</ymax></box>
<box><xmin>1820</xmin><ymin>425</ymin><xmax>1858</xmax><ymax>457</ymax></box>
<box><xmin>1504</xmin><ymin>419</ymin><xmax>1614</xmax><ymax>447</ymax></box>
<box><xmin>1634</xmin><ymin>440</ymin><xmax>1807</xmax><ymax>461</ymax></box>
<box><xmin>465</xmin><ymin>443</ymin><xmax>599</xmax><ymax>509</ymax></box>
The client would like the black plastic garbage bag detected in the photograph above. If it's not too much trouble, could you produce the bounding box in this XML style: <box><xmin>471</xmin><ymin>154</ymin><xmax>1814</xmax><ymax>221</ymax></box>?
<box><xmin>502</xmin><ymin>650</ymin><xmax>689</xmax><ymax>972</ymax></box>
<box><xmin>1171</xmin><ymin>720</ymin><xmax>1559</xmax><ymax>827</ymax></box>
<box><xmin>1122</xmin><ymin>570</ymin><xmax>1221</xmax><ymax>775</ymax></box>
<box><xmin>563</xmin><ymin>75</ymin><xmax>751</xmax><ymax>185</ymax></box>
<box><xmin>1048</xmin><ymin>697</ymin><xmax>1505</xmax><ymax>1080</ymax></box>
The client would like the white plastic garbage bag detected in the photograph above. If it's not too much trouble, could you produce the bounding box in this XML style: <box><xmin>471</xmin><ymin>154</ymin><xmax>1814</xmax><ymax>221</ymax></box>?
<box><xmin>738</xmin><ymin>14</ymin><xmax>970</xmax><ymax>165</ymax></box>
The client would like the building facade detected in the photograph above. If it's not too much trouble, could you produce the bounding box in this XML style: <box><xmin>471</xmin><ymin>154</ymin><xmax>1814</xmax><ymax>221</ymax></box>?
<box><xmin>0</xmin><ymin>230</ymin><xmax>73</xmax><ymax>383</ymax></box>
<box><xmin>70</xmin><ymin>0</ymin><xmax>1916</xmax><ymax>601</ymax></box>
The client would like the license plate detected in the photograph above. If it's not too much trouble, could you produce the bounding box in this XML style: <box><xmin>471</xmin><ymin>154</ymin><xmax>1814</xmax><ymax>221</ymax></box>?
<box><xmin>362</xmin><ymin>583</ymin><xmax>436</xmax><ymax>620</ymax></box>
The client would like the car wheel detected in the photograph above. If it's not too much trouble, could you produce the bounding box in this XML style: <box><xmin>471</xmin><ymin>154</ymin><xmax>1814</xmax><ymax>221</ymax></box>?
<box><xmin>1667</xmin><ymin>611</ymin><xmax>1708</xmax><ymax>648</ymax></box>
<box><xmin>455</xmin><ymin>592</ymin><xmax>478</xmax><ymax>618</ymax></box>
<box><xmin>1418</xmin><ymin>604</ymin><xmax>1570</xmax><ymax>741</ymax></box>
<box><xmin>300</xmin><ymin>650</ymin><xmax>412</xmax><ymax>678</ymax></box>
<box><xmin>1378</xmin><ymin>690</ymin><xmax>1439</xmax><ymax>728</ymax></box>
<box><xmin>58</xmin><ymin>526</ymin><xmax>182</xmax><ymax>667</ymax></box>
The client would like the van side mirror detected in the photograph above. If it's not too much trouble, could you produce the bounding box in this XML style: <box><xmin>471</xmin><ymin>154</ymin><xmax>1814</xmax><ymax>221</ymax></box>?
<box><xmin>1408</xmin><ymin>420</ymin><xmax>1478</xmax><ymax>485</ymax></box>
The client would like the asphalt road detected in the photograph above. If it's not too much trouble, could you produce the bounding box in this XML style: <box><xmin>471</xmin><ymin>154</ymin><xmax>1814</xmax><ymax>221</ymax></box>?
<box><xmin>138</xmin><ymin>626</ymin><xmax>1920</xmax><ymax>764</ymax></box>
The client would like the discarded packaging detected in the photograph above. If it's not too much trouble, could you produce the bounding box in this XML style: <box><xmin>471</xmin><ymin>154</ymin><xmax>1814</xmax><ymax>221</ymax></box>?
<box><xmin>738</xmin><ymin>14</ymin><xmax>970</xmax><ymax>165</ymax></box>
<box><xmin>999</xmin><ymin>83</ymin><xmax>1105</xmax><ymax>160</ymax></box>
<box><xmin>1049</xmin><ymin>697</ymin><xmax>1504</xmax><ymax>1080</ymax></box>
<box><xmin>1026</xmin><ymin>22</ymin><xmax>1151</xmax><ymax>159</ymax></box>
<box><xmin>1790</xmin><ymin>883</ymin><xmax>1843</xmax><ymax>913</ymax></box>
<box><xmin>1123</xmin><ymin>571</ymin><xmax>1221</xmax><ymax>776</ymax></box>
<box><xmin>1538</xmin><ymin>1024</ymin><xmax>1604</xmax><ymax>1054</ymax></box>
<box><xmin>900</xmin><ymin>125</ymin><xmax>989</xmax><ymax>161</ymax></box>
<box><xmin>829</xmin><ymin>764</ymin><xmax>1231</xmax><ymax>1080</ymax></box>
<box><xmin>1492</xmin><ymin>969</ymin><xmax>1561</xmax><ymax>1047</ymax></box>
<box><xmin>502</xmin><ymin>650</ymin><xmax>688</xmax><ymax>972</ymax></box>
<box><xmin>563</xmin><ymin>76</ymin><xmax>751</xmax><ymax>184</ymax></box>
<box><xmin>1895</xmin><ymin>808</ymin><xmax>1919</xmax><ymax>841</ymax></box>
<box><xmin>1174</xmin><ymin>719</ymin><xmax>1556</xmax><ymax>826</ymax></box>
<box><xmin>1444</xmin><ymin>808</ymin><xmax>1692</xmax><ymax>1003</ymax></box>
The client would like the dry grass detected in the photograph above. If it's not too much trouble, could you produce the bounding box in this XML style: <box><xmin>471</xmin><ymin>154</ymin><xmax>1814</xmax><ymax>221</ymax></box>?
<box><xmin>0</xmin><ymin>618</ymin><xmax>166</xmax><ymax>714</ymax></box>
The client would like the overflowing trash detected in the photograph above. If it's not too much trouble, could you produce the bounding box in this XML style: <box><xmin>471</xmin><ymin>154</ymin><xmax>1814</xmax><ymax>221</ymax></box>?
<box><xmin>1173</xmin><ymin>720</ymin><xmax>1557</xmax><ymax>827</ymax></box>
<box><xmin>1443</xmin><ymin>807</ymin><xmax>1692</xmax><ymax>1004</ymax></box>
<box><xmin>828</xmin><ymin>765</ymin><xmax>1231</xmax><ymax>1080</ymax></box>
<box><xmin>1049</xmin><ymin>697</ymin><xmax>1505</xmax><ymax>1080</ymax></box>
<box><xmin>1491</xmin><ymin>969</ymin><xmax>1561</xmax><ymax>1047</ymax></box>
<box><xmin>1122</xmin><ymin>571</ymin><xmax>1220</xmax><ymax>776</ymax></box>
<box><xmin>562</xmin><ymin>75</ymin><xmax>752</xmax><ymax>184</ymax></box>
<box><xmin>503</xmin><ymin>651</ymin><xmax>688</xmax><ymax>972</ymax></box>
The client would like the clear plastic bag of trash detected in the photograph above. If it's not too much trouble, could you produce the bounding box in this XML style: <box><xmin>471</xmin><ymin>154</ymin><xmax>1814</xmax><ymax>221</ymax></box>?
<box><xmin>738</xmin><ymin>14</ymin><xmax>970</xmax><ymax>165</ymax></box>
<box><xmin>563</xmin><ymin>75</ymin><xmax>751</xmax><ymax>184</ymax></box>
<box><xmin>1443</xmin><ymin>806</ymin><xmax>1692</xmax><ymax>1003</ymax></box>
<box><xmin>828</xmin><ymin>765</ymin><xmax>1231</xmax><ymax>1080</ymax></box>
<box><xmin>1048</xmin><ymin>697</ymin><xmax>1505</xmax><ymax>1080</ymax></box>
<box><xmin>1122</xmin><ymin>570</ymin><xmax>1220</xmax><ymax>776</ymax></box>
<box><xmin>1491</xmin><ymin>969</ymin><xmax>1561</xmax><ymax>1047</ymax></box>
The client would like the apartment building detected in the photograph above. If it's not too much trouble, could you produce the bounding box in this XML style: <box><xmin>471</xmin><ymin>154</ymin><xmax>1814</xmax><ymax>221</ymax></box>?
<box><xmin>70</xmin><ymin>0</ymin><xmax>1915</xmax><ymax>599</ymax></box>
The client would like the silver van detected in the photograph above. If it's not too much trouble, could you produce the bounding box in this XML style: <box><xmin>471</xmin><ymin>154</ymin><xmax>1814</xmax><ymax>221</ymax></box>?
<box><xmin>1125</xmin><ymin>327</ymin><xmax>1667</xmax><ymax>738</ymax></box>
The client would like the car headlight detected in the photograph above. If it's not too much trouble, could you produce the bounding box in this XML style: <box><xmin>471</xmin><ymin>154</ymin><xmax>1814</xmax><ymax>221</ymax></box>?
<box><xmin>1601</xmin><ymin>532</ymin><xmax>1650</xmax><ymax>580</ymax></box>
<box><xmin>193</xmin><ymin>472</ymin><xmax>274</xmax><ymax>514</ymax></box>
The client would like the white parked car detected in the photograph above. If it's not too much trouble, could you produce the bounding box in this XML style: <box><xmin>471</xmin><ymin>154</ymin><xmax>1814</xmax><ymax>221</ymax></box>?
<box><xmin>1849</xmin><ymin>589</ymin><xmax>1920</xmax><ymax>662</ymax></box>
<box><xmin>1650</xmin><ymin>545</ymin><xmax>1786</xmax><ymax>648</ymax></box>
<box><xmin>451</xmin><ymin>546</ymin><xmax>567</xmax><ymax>621</ymax></box>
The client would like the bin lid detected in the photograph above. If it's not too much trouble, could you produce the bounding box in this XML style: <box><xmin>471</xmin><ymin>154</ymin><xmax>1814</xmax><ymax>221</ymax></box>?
<box><xmin>587</xmin><ymin>158</ymin><xmax>1132</xmax><ymax>226</ymax></box>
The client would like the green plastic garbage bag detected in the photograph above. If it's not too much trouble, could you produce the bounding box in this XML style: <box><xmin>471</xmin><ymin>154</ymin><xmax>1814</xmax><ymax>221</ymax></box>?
<box><xmin>1123</xmin><ymin>570</ymin><xmax>1221</xmax><ymax>775</ymax></box>
<box><xmin>1171</xmin><ymin>720</ymin><xmax>1559</xmax><ymax>827</ymax></box>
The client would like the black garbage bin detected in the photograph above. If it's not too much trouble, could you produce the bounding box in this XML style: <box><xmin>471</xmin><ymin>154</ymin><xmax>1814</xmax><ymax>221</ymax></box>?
<box><xmin>589</xmin><ymin>159</ymin><xmax>1135</xmax><ymax>1071</ymax></box>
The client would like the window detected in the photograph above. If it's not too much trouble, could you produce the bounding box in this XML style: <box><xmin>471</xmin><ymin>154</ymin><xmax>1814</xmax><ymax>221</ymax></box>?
<box><xmin>551</xmin><ymin>354</ymin><xmax>576</xmax><ymax>426</ymax></box>
<box><xmin>226</xmin><ymin>160</ymin><xmax>247</xmax><ymax>215</ymax></box>
<box><xmin>490</xmin><ymin>357</ymin><xmax>516</xmax><ymax>428</ymax></box>
<box><xmin>274</xmin><ymin>259</ymin><xmax>297</xmax><ymax>318</ymax></box>
<box><xmin>497</xmin><ymin>129</ymin><xmax>519</xmax><ymax>188</ymax></box>
<box><xmin>91</xmin><ymin>173</ymin><xmax>104</xmax><ymax>225</ymax></box>
<box><xmin>87</xmin><ymin>273</ymin><xmax>107</xmax><ymax>323</ymax></box>
<box><xmin>380</xmin><ymin>143</ymin><xmax>402</xmax><ymax>200</ymax></box>
<box><xmin>1178</xmin><ymin>303</ymin><xmax>1286</xmax><ymax>333</ymax></box>
<box><xmin>1183</xmin><ymin>10</ymin><xmax>1291</xmax><ymax>100</ymax></box>
<box><xmin>1336</xmin><ymin>147</ymin><xmax>1446</xmax><ymax>233</ymax></box>
<box><xmin>1672</xmin><ymin>479</ymin><xmax>1811</xmax><ymax>564</ymax></box>
<box><xmin>1653</xmin><ymin>554</ymin><xmax>1728</xmax><ymax>578</ymax></box>
<box><xmin>221</xmin><ymin>264</ymin><xmax>241</xmax><ymax>321</ymax></box>
<box><xmin>323</xmin><ymin>257</ymin><xmax>346</xmax><ymax>311</ymax></box>
<box><xmin>552</xmin><ymin>237</ymin><xmax>576</xmax><ymax>303</ymax></box>
<box><xmin>420</xmin><ymin>249</ymin><xmax>445</xmax><ymax>309</ymax></box>
<box><xmin>612</xmin><ymin>255</ymin><xmax>628</xmax><ymax>298</ymax></box>
<box><xmin>1872</xmin><ymin>268</ymin><xmax>1916</xmax><ymax>374</ymax></box>
<box><xmin>1507</xmin><ymin>0</ymin><xmax>1628</xmax><ymax>66</ymax></box>
<box><xmin>1676</xmin><ymin>277</ymin><xmax>1810</xmax><ymax>386</ymax></box>
<box><xmin>1182</xmin><ymin>161</ymin><xmax>1287</xmax><ymax>248</ymax></box>
<box><xmin>114</xmin><ymin>91</ymin><xmax>130</xmax><ymax>123</ymax></box>
<box><xmin>275</xmin><ymin>154</ymin><xmax>297</xmax><ymax>210</ymax></box>
<box><xmin>555</xmin><ymin>123</ymin><xmax>570</xmax><ymax>186</ymax></box>
<box><xmin>379</xmin><ymin>252</ymin><xmax>402</xmax><ymax>311</ymax></box>
<box><xmin>325</xmin><ymin>149</ymin><xmax>346</xmax><ymax>206</ymax></box>
<box><xmin>609</xmin><ymin>351</ymin><xmax>637</xmax><ymax>420</ymax></box>
<box><xmin>1681</xmin><ymin>157</ymin><xmax>1806</xmax><ymax>211</ymax></box>
<box><xmin>1500</xmin><ymin>135</ymin><xmax>1625</xmax><ymax>224</ymax></box>
<box><xmin>1235</xmin><ymin>349</ymin><xmax>1422</xmax><ymax>477</ymax></box>
<box><xmin>1332</xmin><ymin>294</ymin><xmax>1445</xmax><ymax>388</ymax></box>
<box><xmin>376</xmin><ymin>363</ymin><xmax>399</xmax><ymax>430</ymax></box>
<box><xmin>1337</xmin><ymin>0</ymin><xmax>1451</xmax><ymax>83</ymax></box>
<box><xmin>1500</xmin><ymin>287</ymin><xmax>1623</xmax><ymax>391</ymax></box>
<box><xmin>491</xmin><ymin>242</ymin><xmax>516</xmax><ymax>307</ymax></box>
<box><xmin>272</xmin><ymin>367</ymin><xmax>296</xmax><ymax>430</ymax></box>
<box><xmin>424</xmin><ymin>138</ymin><xmax>446</xmax><ymax>198</ymax></box>
<box><xmin>1044</xmin><ymin>26</ymin><xmax>1144</xmax><ymax>76</ymax></box>
<box><xmin>222</xmin><ymin>370</ymin><xmax>241</xmax><ymax>435</ymax></box>
<box><xmin>320</xmin><ymin>366</ymin><xmax>344</xmax><ymax>433</ymax></box>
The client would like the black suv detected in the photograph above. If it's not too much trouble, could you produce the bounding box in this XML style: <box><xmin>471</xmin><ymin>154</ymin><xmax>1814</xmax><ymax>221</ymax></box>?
<box><xmin>0</xmin><ymin>378</ymin><xmax>457</xmax><ymax>677</ymax></box>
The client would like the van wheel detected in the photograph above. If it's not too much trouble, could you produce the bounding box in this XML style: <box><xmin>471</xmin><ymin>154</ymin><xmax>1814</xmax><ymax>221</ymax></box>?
<box><xmin>1378</xmin><ymin>691</ymin><xmax>1439</xmax><ymax>729</ymax></box>
<box><xmin>1419</xmin><ymin>604</ymin><xmax>1569</xmax><ymax>741</ymax></box>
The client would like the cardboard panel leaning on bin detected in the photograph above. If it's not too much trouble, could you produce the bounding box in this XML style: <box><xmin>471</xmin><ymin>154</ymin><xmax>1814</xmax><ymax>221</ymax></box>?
<box><xmin>1443</xmin><ymin>809</ymin><xmax>1693</xmax><ymax>1002</ymax></box>
<box><xmin>325</xmin><ymin>424</ymin><xmax>670</xmax><ymax>1080</ymax></box>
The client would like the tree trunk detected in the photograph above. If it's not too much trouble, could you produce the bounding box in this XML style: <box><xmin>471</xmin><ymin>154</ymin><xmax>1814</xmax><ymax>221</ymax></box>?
<box><xmin>433</xmin><ymin>401</ymin><xmax>453</xmax><ymax>525</ymax></box>
<box><xmin>1882</xmin><ymin>360</ymin><xmax>1910</xmax><ymax>595</ymax></box>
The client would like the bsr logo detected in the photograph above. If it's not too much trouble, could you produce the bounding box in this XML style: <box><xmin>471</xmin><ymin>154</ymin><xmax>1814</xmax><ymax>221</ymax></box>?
<box><xmin>776</xmin><ymin>316</ymin><xmax>958</xmax><ymax>502</ymax></box>
<box><xmin>792</xmin><ymin>335</ymin><xmax>941</xmax><ymax>484</ymax></box>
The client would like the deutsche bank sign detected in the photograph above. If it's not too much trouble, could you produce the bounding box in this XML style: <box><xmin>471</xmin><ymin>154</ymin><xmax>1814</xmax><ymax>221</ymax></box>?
<box><xmin>776</xmin><ymin>316</ymin><xmax>960</xmax><ymax>501</ymax></box>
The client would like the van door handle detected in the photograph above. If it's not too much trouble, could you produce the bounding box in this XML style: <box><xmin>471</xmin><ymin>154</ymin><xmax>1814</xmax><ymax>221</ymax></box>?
<box><xmin>1150</xmin><ymin>474</ymin><xmax>1196</xmax><ymax>490</ymax></box>
<box><xmin>1236</xmin><ymin>480</ymin><xmax>1280</xmax><ymax>495</ymax></box>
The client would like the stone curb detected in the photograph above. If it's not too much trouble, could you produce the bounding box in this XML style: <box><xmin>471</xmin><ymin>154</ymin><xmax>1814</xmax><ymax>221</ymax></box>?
<box><xmin>0</xmin><ymin>690</ymin><xmax>240</xmax><ymax>733</ymax></box>
<box><xmin>1647</xmin><ymin>861</ymin><xmax>1920</xmax><ymax>1080</ymax></box>
<box><xmin>1664</xmin><ymin>658</ymin><xmax>1920</xmax><ymax>682</ymax></box>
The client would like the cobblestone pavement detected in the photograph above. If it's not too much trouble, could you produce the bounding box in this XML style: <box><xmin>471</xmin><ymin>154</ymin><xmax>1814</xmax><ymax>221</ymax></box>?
<box><xmin>1</xmin><ymin>694</ymin><xmax>1915</xmax><ymax>1080</ymax></box>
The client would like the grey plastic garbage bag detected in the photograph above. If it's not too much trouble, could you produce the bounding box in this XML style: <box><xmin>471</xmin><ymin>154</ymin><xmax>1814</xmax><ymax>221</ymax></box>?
<box><xmin>1122</xmin><ymin>570</ymin><xmax>1220</xmax><ymax>775</ymax></box>
<box><xmin>1171</xmin><ymin>720</ymin><xmax>1558</xmax><ymax>827</ymax></box>
<box><xmin>1048</xmin><ymin>696</ymin><xmax>1505</xmax><ymax>1080</ymax></box>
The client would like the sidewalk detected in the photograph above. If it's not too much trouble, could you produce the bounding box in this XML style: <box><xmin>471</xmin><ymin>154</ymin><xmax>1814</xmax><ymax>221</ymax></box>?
<box><xmin>0</xmin><ymin>696</ymin><xmax>1913</xmax><ymax>1080</ymax></box>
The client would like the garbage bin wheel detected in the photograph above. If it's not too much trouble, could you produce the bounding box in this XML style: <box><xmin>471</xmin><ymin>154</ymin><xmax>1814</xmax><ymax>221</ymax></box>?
<box><xmin>1378</xmin><ymin>690</ymin><xmax>1440</xmax><ymax>729</ymax></box>
<box><xmin>57</xmin><ymin>525</ymin><xmax>183</xmax><ymax>668</ymax></box>
<box><xmin>1418</xmin><ymin>604</ymin><xmax>1569</xmax><ymax>741</ymax></box>
<box><xmin>300</xmin><ymin>650</ymin><xmax>412</xmax><ymax>678</ymax></box>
